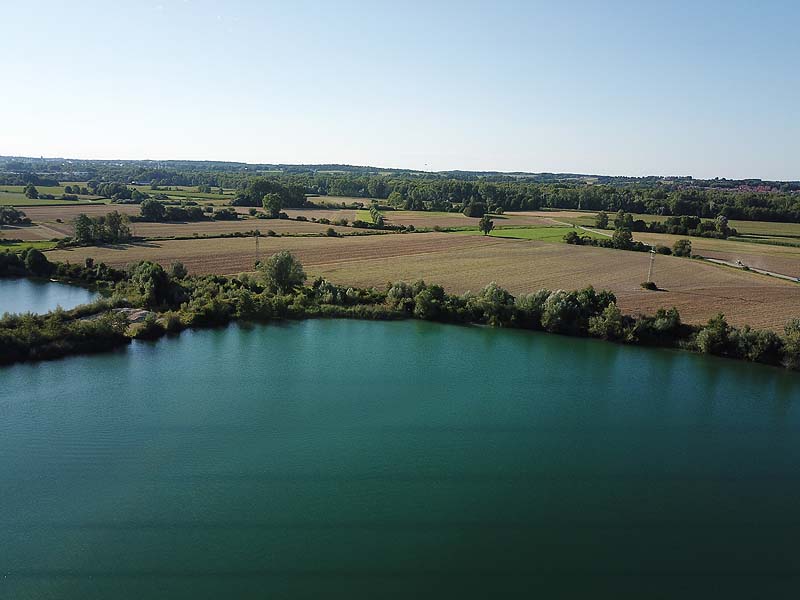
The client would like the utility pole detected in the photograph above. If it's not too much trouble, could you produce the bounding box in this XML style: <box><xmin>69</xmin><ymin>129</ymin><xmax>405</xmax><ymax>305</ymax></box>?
<box><xmin>647</xmin><ymin>246</ymin><xmax>656</xmax><ymax>283</ymax></box>
<box><xmin>254</xmin><ymin>230</ymin><xmax>260</xmax><ymax>266</ymax></box>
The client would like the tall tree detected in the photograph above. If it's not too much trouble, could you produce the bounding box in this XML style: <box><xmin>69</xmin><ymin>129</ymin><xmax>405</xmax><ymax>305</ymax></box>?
<box><xmin>262</xmin><ymin>193</ymin><xmax>282</xmax><ymax>218</ymax></box>
<box><xmin>73</xmin><ymin>214</ymin><xmax>93</xmax><ymax>244</ymax></box>
<box><xmin>258</xmin><ymin>251</ymin><xmax>306</xmax><ymax>295</ymax></box>
<box><xmin>140</xmin><ymin>199</ymin><xmax>166</xmax><ymax>222</ymax></box>
<box><xmin>479</xmin><ymin>214</ymin><xmax>494</xmax><ymax>236</ymax></box>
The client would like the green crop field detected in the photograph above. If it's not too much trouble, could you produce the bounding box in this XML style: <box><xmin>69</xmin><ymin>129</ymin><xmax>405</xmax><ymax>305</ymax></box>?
<box><xmin>356</xmin><ymin>209</ymin><xmax>374</xmax><ymax>223</ymax></box>
<box><xmin>0</xmin><ymin>192</ymin><xmax>99</xmax><ymax>207</ymax></box>
<box><xmin>0</xmin><ymin>185</ymin><xmax>69</xmax><ymax>195</ymax></box>
<box><xmin>0</xmin><ymin>240</ymin><xmax>57</xmax><ymax>250</ymax></box>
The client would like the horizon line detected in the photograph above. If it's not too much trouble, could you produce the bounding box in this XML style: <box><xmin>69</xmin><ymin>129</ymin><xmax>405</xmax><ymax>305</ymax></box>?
<box><xmin>2</xmin><ymin>154</ymin><xmax>798</xmax><ymax>184</ymax></box>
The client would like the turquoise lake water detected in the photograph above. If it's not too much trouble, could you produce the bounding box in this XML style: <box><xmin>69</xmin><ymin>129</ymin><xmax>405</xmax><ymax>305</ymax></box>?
<box><xmin>1</xmin><ymin>319</ymin><xmax>799</xmax><ymax>598</ymax></box>
<box><xmin>0</xmin><ymin>277</ymin><xmax>98</xmax><ymax>315</ymax></box>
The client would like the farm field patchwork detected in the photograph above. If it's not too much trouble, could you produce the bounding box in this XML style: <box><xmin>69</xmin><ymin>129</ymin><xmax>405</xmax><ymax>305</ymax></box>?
<box><xmin>47</xmin><ymin>233</ymin><xmax>800</xmax><ymax>330</ymax></box>
<box><xmin>8</xmin><ymin>204</ymin><xmax>355</xmax><ymax>239</ymax></box>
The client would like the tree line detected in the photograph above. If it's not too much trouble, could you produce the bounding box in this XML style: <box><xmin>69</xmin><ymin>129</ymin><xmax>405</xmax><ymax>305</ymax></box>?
<box><xmin>595</xmin><ymin>210</ymin><xmax>737</xmax><ymax>239</ymax></box>
<box><xmin>2</xmin><ymin>249</ymin><xmax>799</xmax><ymax>370</ymax></box>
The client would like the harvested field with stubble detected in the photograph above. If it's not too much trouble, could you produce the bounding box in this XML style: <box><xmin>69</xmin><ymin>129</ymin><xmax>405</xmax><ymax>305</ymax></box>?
<box><xmin>379</xmin><ymin>210</ymin><xmax>560</xmax><ymax>229</ymax></box>
<box><xmin>0</xmin><ymin>224</ymin><xmax>62</xmax><ymax>241</ymax></box>
<box><xmin>129</xmin><ymin>219</ymin><xmax>350</xmax><ymax>238</ymax></box>
<box><xmin>47</xmin><ymin>233</ymin><xmax>800</xmax><ymax>330</ymax></box>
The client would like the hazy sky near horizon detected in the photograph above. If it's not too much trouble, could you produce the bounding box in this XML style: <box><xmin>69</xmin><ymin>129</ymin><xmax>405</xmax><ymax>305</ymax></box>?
<box><xmin>3</xmin><ymin>1</ymin><xmax>798</xmax><ymax>179</ymax></box>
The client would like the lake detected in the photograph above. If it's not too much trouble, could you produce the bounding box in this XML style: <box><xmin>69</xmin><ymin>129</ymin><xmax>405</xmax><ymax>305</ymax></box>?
<box><xmin>1</xmin><ymin>319</ymin><xmax>799</xmax><ymax>598</ymax></box>
<box><xmin>0</xmin><ymin>277</ymin><xmax>98</xmax><ymax>315</ymax></box>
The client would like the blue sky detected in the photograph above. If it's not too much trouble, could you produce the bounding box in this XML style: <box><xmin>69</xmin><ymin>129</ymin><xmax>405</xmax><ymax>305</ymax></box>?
<box><xmin>3</xmin><ymin>1</ymin><xmax>798</xmax><ymax>179</ymax></box>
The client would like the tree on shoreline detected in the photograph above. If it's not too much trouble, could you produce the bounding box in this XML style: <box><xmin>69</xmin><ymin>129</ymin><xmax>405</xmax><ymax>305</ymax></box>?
<box><xmin>258</xmin><ymin>250</ymin><xmax>306</xmax><ymax>294</ymax></box>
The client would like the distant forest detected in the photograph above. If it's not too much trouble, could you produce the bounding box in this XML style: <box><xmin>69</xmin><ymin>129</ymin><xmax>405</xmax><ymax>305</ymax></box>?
<box><xmin>2</xmin><ymin>156</ymin><xmax>799</xmax><ymax>222</ymax></box>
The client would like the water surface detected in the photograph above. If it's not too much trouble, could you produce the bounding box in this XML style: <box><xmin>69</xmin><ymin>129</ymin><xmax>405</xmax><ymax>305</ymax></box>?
<box><xmin>0</xmin><ymin>278</ymin><xmax>98</xmax><ymax>315</ymax></box>
<box><xmin>1</xmin><ymin>320</ymin><xmax>799</xmax><ymax>598</ymax></box>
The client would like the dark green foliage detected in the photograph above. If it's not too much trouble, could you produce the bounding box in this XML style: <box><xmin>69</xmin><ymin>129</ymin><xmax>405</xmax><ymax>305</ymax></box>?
<box><xmin>140</xmin><ymin>199</ymin><xmax>166</xmax><ymax>221</ymax></box>
<box><xmin>595</xmin><ymin>211</ymin><xmax>609</xmax><ymax>229</ymax></box>
<box><xmin>163</xmin><ymin>205</ymin><xmax>206</xmax><ymax>221</ymax></box>
<box><xmin>564</xmin><ymin>227</ymin><xmax>650</xmax><ymax>252</ymax></box>
<box><xmin>232</xmin><ymin>178</ymin><xmax>306</xmax><ymax>208</ymax></box>
<box><xmin>470</xmin><ymin>282</ymin><xmax>516</xmax><ymax>326</ymax></box>
<box><xmin>540</xmin><ymin>287</ymin><xmax>616</xmax><ymax>335</ymax></box>
<box><xmin>611</xmin><ymin>227</ymin><xmax>634</xmax><ymax>249</ymax></box>
<box><xmin>695</xmin><ymin>314</ymin><xmax>736</xmax><ymax>355</ymax></box>
<box><xmin>131</xmin><ymin>313</ymin><xmax>165</xmax><ymax>340</ymax></box>
<box><xmin>22</xmin><ymin>248</ymin><xmax>52</xmax><ymax>276</ymax></box>
<box><xmin>169</xmin><ymin>261</ymin><xmax>188</xmax><ymax>279</ymax></box>
<box><xmin>0</xmin><ymin>206</ymin><xmax>31</xmax><ymax>226</ymax></box>
<box><xmin>72</xmin><ymin>211</ymin><xmax>132</xmax><ymax>245</ymax></box>
<box><xmin>128</xmin><ymin>261</ymin><xmax>175</xmax><ymax>308</ymax></box>
<box><xmin>0</xmin><ymin>249</ymin><xmax>28</xmax><ymax>276</ymax></box>
<box><xmin>607</xmin><ymin>211</ymin><xmax>738</xmax><ymax>239</ymax></box>
<box><xmin>588</xmin><ymin>302</ymin><xmax>625</xmax><ymax>340</ymax></box>
<box><xmin>263</xmin><ymin>193</ymin><xmax>282</xmax><ymax>218</ymax></box>
<box><xmin>672</xmin><ymin>239</ymin><xmax>692</xmax><ymax>257</ymax></box>
<box><xmin>0</xmin><ymin>310</ymin><xmax>130</xmax><ymax>365</ymax></box>
<box><xmin>693</xmin><ymin>314</ymin><xmax>787</xmax><ymax>365</ymax></box>
<box><xmin>730</xmin><ymin>326</ymin><xmax>784</xmax><ymax>364</ymax></box>
<box><xmin>413</xmin><ymin>284</ymin><xmax>446</xmax><ymax>320</ymax></box>
<box><xmin>212</xmin><ymin>207</ymin><xmax>238</xmax><ymax>221</ymax></box>
<box><xmin>514</xmin><ymin>289</ymin><xmax>551</xmax><ymax>329</ymax></box>
<box><xmin>23</xmin><ymin>183</ymin><xmax>38</xmax><ymax>199</ymax></box>
<box><xmin>479</xmin><ymin>215</ymin><xmax>494</xmax><ymax>235</ymax></box>
<box><xmin>369</xmin><ymin>204</ymin><xmax>385</xmax><ymax>227</ymax></box>
<box><xmin>462</xmin><ymin>202</ymin><xmax>487</xmax><ymax>217</ymax></box>
<box><xmin>783</xmin><ymin>320</ymin><xmax>800</xmax><ymax>369</ymax></box>
<box><xmin>626</xmin><ymin>307</ymin><xmax>684</xmax><ymax>344</ymax></box>
<box><xmin>92</xmin><ymin>182</ymin><xmax>137</xmax><ymax>200</ymax></box>
<box><xmin>257</xmin><ymin>250</ymin><xmax>306</xmax><ymax>295</ymax></box>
